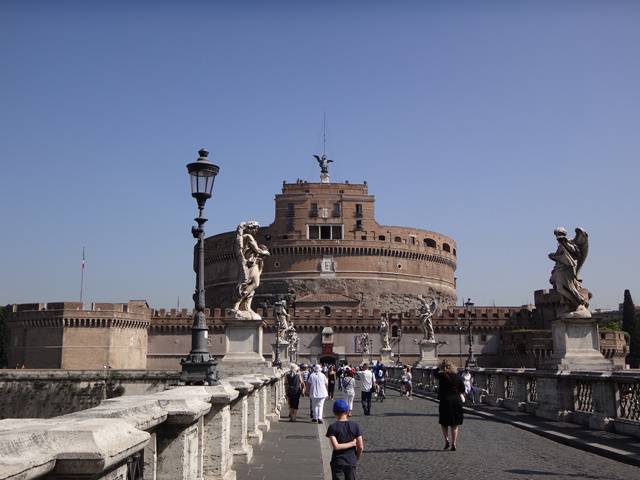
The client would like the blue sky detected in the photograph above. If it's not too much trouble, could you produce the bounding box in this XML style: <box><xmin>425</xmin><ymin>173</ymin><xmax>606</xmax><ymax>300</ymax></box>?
<box><xmin>1</xmin><ymin>1</ymin><xmax>639</xmax><ymax>310</ymax></box>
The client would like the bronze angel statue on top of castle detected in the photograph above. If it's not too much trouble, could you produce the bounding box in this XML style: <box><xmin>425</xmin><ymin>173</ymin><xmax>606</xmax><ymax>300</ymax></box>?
<box><xmin>548</xmin><ymin>227</ymin><xmax>591</xmax><ymax>317</ymax></box>
<box><xmin>313</xmin><ymin>154</ymin><xmax>333</xmax><ymax>174</ymax></box>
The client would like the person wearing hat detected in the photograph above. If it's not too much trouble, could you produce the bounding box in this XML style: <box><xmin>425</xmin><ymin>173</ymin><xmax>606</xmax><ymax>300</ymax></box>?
<box><xmin>308</xmin><ymin>364</ymin><xmax>329</xmax><ymax>423</ymax></box>
<box><xmin>326</xmin><ymin>399</ymin><xmax>364</xmax><ymax>480</ymax></box>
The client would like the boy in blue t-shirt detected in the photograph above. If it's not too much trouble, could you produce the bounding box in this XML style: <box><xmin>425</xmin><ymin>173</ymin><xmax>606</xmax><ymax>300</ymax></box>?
<box><xmin>325</xmin><ymin>399</ymin><xmax>364</xmax><ymax>480</ymax></box>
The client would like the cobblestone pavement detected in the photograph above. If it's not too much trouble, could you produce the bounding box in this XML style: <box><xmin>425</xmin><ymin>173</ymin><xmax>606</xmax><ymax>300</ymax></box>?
<box><xmin>333</xmin><ymin>387</ymin><xmax>640</xmax><ymax>480</ymax></box>
<box><xmin>238</xmin><ymin>388</ymin><xmax>639</xmax><ymax>480</ymax></box>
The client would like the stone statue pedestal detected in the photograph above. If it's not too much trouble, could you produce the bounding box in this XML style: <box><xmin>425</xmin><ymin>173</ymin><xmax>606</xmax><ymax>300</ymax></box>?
<box><xmin>218</xmin><ymin>315</ymin><xmax>273</xmax><ymax>377</ymax></box>
<box><xmin>545</xmin><ymin>315</ymin><xmax>613</xmax><ymax>371</ymax></box>
<box><xmin>379</xmin><ymin>348</ymin><xmax>393</xmax><ymax>365</ymax></box>
<box><xmin>271</xmin><ymin>340</ymin><xmax>290</xmax><ymax>366</ymax></box>
<box><xmin>320</xmin><ymin>172</ymin><xmax>330</xmax><ymax>183</ymax></box>
<box><xmin>415</xmin><ymin>340</ymin><xmax>439</xmax><ymax>368</ymax></box>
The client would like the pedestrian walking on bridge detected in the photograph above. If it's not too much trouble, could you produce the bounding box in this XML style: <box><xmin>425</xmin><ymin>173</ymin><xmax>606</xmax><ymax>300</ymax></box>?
<box><xmin>357</xmin><ymin>363</ymin><xmax>374</xmax><ymax>415</ymax></box>
<box><xmin>309</xmin><ymin>364</ymin><xmax>329</xmax><ymax>423</ymax></box>
<box><xmin>285</xmin><ymin>364</ymin><xmax>305</xmax><ymax>422</ymax></box>
<box><xmin>436</xmin><ymin>359</ymin><xmax>465</xmax><ymax>451</ymax></box>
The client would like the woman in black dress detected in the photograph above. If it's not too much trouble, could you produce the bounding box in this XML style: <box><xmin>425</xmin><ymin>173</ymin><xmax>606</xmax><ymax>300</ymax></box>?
<box><xmin>436</xmin><ymin>359</ymin><xmax>465</xmax><ymax>451</ymax></box>
<box><xmin>285</xmin><ymin>364</ymin><xmax>305</xmax><ymax>422</ymax></box>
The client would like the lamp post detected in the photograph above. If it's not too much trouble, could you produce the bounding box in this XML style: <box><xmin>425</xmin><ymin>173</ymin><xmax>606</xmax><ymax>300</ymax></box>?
<box><xmin>465</xmin><ymin>298</ymin><xmax>477</xmax><ymax>368</ymax></box>
<box><xmin>396</xmin><ymin>326</ymin><xmax>402</xmax><ymax>365</ymax></box>
<box><xmin>455</xmin><ymin>322</ymin><xmax>464</xmax><ymax>368</ymax></box>
<box><xmin>180</xmin><ymin>148</ymin><xmax>220</xmax><ymax>385</ymax></box>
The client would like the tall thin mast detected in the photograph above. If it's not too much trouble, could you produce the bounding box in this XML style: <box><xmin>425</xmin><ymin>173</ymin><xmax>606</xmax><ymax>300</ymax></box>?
<box><xmin>80</xmin><ymin>247</ymin><xmax>85</xmax><ymax>305</ymax></box>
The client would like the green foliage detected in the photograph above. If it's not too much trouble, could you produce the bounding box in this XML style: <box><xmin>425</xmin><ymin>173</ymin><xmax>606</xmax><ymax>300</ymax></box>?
<box><xmin>0</xmin><ymin>305</ymin><xmax>9</xmax><ymax>368</ymax></box>
<box><xmin>621</xmin><ymin>290</ymin><xmax>640</xmax><ymax>368</ymax></box>
<box><xmin>622</xmin><ymin>289</ymin><xmax>635</xmax><ymax>335</ymax></box>
<box><xmin>601</xmin><ymin>318</ymin><xmax>622</xmax><ymax>332</ymax></box>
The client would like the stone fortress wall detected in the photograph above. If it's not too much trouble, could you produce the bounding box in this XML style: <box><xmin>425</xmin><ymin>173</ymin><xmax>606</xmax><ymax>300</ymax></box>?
<box><xmin>204</xmin><ymin>180</ymin><xmax>457</xmax><ymax>311</ymax></box>
<box><xmin>6</xmin><ymin>301</ymin><xmax>150</xmax><ymax>369</ymax></box>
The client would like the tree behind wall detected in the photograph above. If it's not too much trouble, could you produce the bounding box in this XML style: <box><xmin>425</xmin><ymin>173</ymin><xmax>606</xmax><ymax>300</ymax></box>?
<box><xmin>622</xmin><ymin>290</ymin><xmax>639</xmax><ymax>368</ymax></box>
<box><xmin>0</xmin><ymin>305</ymin><xmax>9</xmax><ymax>368</ymax></box>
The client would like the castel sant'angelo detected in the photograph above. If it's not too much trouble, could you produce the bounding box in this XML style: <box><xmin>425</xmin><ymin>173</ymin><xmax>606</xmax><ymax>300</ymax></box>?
<box><xmin>5</xmin><ymin>156</ymin><xmax>627</xmax><ymax>370</ymax></box>
<box><xmin>204</xmin><ymin>159</ymin><xmax>457</xmax><ymax>314</ymax></box>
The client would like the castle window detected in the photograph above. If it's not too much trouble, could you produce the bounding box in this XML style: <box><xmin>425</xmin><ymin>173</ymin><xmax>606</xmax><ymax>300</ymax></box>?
<box><xmin>361</xmin><ymin>235</ymin><xmax>367</xmax><ymax>240</ymax></box>
<box><xmin>378</xmin><ymin>235</ymin><xmax>386</xmax><ymax>241</ymax></box>
<box><xmin>356</xmin><ymin>219</ymin><xmax>363</xmax><ymax>230</ymax></box>
<box><xmin>443</xmin><ymin>243</ymin><xmax>451</xmax><ymax>253</ymax></box>
<box><xmin>394</xmin><ymin>236</ymin><xmax>402</xmax><ymax>243</ymax></box>
<box><xmin>287</xmin><ymin>203</ymin><xmax>294</xmax><ymax>217</ymax></box>
<box><xmin>308</xmin><ymin>224</ymin><xmax>343</xmax><ymax>240</ymax></box>
<box><xmin>333</xmin><ymin>202</ymin><xmax>341</xmax><ymax>217</ymax></box>
<box><xmin>410</xmin><ymin>236</ymin><xmax>416</xmax><ymax>245</ymax></box>
<box><xmin>424</xmin><ymin>238</ymin><xmax>437</xmax><ymax>248</ymax></box>
<box><xmin>355</xmin><ymin>204</ymin><xmax>363</xmax><ymax>218</ymax></box>
<box><xmin>310</xmin><ymin>203</ymin><xmax>318</xmax><ymax>217</ymax></box>
<box><xmin>323</xmin><ymin>306</ymin><xmax>331</xmax><ymax>316</ymax></box>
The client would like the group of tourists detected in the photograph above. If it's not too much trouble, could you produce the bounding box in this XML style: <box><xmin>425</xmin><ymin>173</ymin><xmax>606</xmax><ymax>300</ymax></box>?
<box><xmin>284</xmin><ymin>359</ymin><xmax>468</xmax><ymax>479</ymax></box>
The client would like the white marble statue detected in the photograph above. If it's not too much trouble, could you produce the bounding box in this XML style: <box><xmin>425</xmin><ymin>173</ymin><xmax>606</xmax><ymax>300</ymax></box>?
<box><xmin>418</xmin><ymin>296</ymin><xmax>438</xmax><ymax>342</ymax></box>
<box><xmin>231</xmin><ymin>221</ymin><xmax>270</xmax><ymax>318</ymax></box>
<box><xmin>379</xmin><ymin>315</ymin><xmax>391</xmax><ymax>350</ymax></box>
<box><xmin>548</xmin><ymin>227</ymin><xmax>590</xmax><ymax>317</ymax></box>
<box><xmin>273</xmin><ymin>299</ymin><xmax>291</xmax><ymax>342</ymax></box>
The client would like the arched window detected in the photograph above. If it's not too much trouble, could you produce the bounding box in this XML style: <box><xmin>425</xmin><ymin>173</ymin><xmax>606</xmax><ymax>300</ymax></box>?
<box><xmin>378</xmin><ymin>235</ymin><xmax>386</xmax><ymax>241</ymax></box>
<box><xmin>394</xmin><ymin>236</ymin><xmax>402</xmax><ymax>243</ymax></box>
<box><xmin>424</xmin><ymin>238</ymin><xmax>437</xmax><ymax>248</ymax></box>
<box><xmin>323</xmin><ymin>306</ymin><xmax>331</xmax><ymax>316</ymax></box>
<box><xmin>443</xmin><ymin>243</ymin><xmax>451</xmax><ymax>253</ymax></box>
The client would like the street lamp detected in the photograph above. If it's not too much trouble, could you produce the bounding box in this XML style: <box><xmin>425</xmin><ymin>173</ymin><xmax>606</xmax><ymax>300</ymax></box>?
<box><xmin>396</xmin><ymin>326</ymin><xmax>402</xmax><ymax>365</ymax></box>
<box><xmin>180</xmin><ymin>148</ymin><xmax>220</xmax><ymax>385</ymax></box>
<box><xmin>455</xmin><ymin>322</ymin><xmax>464</xmax><ymax>367</ymax></box>
<box><xmin>464</xmin><ymin>298</ymin><xmax>477</xmax><ymax>368</ymax></box>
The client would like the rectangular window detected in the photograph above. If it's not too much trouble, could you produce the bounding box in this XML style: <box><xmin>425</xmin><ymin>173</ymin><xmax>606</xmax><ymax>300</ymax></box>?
<box><xmin>355</xmin><ymin>204</ymin><xmax>363</xmax><ymax>218</ymax></box>
<box><xmin>333</xmin><ymin>202</ymin><xmax>341</xmax><ymax>217</ymax></box>
<box><xmin>287</xmin><ymin>203</ymin><xmax>294</xmax><ymax>217</ymax></box>
<box><xmin>410</xmin><ymin>236</ymin><xmax>416</xmax><ymax>245</ymax></box>
<box><xmin>307</xmin><ymin>225</ymin><xmax>343</xmax><ymax>240</ymax></box>
<box><xmin>310</xmin><ymin>203</ymin><xmax>318</xmax><ymax>217</ymax></box>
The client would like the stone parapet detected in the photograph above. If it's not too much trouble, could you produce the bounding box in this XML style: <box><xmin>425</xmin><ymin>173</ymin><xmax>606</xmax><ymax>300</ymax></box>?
<box><xmin>0</xmin><ymin>371</ymin><xmax>286</xmax><ymax>480</ymax></box>
<box><xmin>386</xmin><ymin>366</ymin><xmax>640</xmax><ymax>439</ymax></box>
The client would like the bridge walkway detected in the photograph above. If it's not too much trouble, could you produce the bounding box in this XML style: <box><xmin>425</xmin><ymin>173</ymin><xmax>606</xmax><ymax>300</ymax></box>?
<box><xmin>237</xmin><ymin>386</ymin><xmax>640</xmax><ymax>480</ymax></box>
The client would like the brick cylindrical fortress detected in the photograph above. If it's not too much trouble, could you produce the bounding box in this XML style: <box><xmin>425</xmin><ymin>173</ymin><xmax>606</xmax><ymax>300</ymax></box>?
<box><xmin>204</xmin><ymin>180</ymin><xmax>457</xmax><ymax>311</ymax></box>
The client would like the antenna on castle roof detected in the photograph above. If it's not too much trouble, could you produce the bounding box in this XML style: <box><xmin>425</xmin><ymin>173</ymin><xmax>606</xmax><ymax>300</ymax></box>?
<box><xmin>322</xmin><ymin>111</ymin><xmax>327</xmax><ymax>156</ymax></box>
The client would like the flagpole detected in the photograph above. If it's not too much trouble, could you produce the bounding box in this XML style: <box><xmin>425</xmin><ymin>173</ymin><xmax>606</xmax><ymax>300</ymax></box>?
<box><xmin>80</xmin><ymin>247</ymin><xmax>85</xmax><ymax>305</ymax></box>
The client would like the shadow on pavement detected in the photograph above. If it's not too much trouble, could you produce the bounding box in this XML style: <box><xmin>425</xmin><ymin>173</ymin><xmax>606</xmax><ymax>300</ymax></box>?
<box><xmin>505</xmin><ymin>469</ymin><xmax>610</xmax><ymax>479</ymax></box>
<box><xmin>364</xmin><ymin>448</ymin><xmax>443</xmax><ymax>454</ymax></box>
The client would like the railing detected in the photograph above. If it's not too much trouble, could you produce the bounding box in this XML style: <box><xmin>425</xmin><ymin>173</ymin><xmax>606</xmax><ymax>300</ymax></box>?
<box><xmin>385</xmin><ymin>366</ymin><xmax>640</xmax><ymax>438</ymax></box>
<box><xmin>0</xmin><ymin>371</ymin><xmax>286</xmax><ymax>480</ymax></box>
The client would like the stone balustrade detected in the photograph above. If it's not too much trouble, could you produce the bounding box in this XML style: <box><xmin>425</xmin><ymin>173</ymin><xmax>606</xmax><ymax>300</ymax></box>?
<box><xmin>0</xmin><ymin>371</ymin><xmax>286</xmax><ymax>480</ymax></box>
<box><xmin>387</xmin><ymin>366</ymin><xmax>640</xmax><ymax>438</ymax></box>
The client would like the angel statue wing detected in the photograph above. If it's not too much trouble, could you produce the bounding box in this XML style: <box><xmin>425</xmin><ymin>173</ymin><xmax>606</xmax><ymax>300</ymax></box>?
<box><xmin>573</xmin><ymin>227</ymin><xmax>589</xmax><ymax>276</ymax></box>
<box><xmin>313</xmin><ymin>154</ymin><xmax>322</xmax><ymax>164</ymax></box>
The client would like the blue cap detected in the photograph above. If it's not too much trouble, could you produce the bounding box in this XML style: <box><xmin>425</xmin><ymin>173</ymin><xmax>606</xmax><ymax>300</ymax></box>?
<box><xmin>333</xmin><ymin>399</ymin><xmax>349</xmax><ymax>414</ymax></box>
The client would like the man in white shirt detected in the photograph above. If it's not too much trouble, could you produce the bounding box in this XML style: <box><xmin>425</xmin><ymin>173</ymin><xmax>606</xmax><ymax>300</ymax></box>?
<box><xmin>357</xmin><ymin>363</ymin><xmax>374</xmax><ymax>415</ymax></box>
